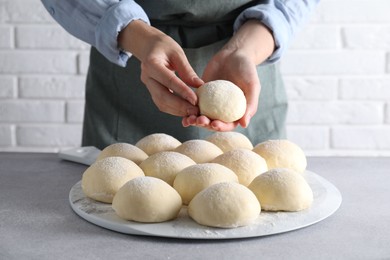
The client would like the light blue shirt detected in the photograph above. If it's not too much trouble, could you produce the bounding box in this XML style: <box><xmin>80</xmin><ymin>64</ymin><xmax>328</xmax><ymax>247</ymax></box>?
<box><xmin>41</xmin><ymin>0</ymin><xmax>319</xmax><ymax>67</ymax></box>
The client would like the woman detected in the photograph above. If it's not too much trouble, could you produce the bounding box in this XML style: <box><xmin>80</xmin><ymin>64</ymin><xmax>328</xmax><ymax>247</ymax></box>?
<box><xmin>41</xmin><ymin>0</ymin><xmax>319</xmax><ymax>149</ymax></box>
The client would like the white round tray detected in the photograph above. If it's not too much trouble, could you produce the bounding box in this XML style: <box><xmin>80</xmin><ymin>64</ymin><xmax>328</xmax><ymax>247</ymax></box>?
<box><xmin>69</xmin><ymin>171</ymin><xmax>342</xmax><ymax>239</ymax></box>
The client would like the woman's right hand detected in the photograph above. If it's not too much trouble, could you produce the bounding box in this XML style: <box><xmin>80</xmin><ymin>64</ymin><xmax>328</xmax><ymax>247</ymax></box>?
<box><xmin>118</xmin><ymin>20</ymin><xmax>203</xmax><ymax>117</ymax></box>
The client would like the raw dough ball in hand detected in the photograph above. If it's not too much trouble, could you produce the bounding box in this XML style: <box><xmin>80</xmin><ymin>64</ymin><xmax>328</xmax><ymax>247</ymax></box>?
<box><xmin>248</xmin><ymin>168</ymin><xmax>313</xmax><ymax>212</ymax></box>
<box><xmin>81</xmin><ymin>157</ymin><xmax>145</xmax><ymax>203</ymax></box>
<box><xmin>96</xmin><ymin>142</ymin><xmax>148</xmax><ymax>165</ymax></box>
<box><xmin>188</xmin><ymin>182</ymin><xmax>261</xmax><ymax>228</ymax></box>
<box><xmin>174</xmin><ymin>139</ymin><xmax>223</xmax><ymax>163</ymax></box>
<box><xmin>252</xmin><ymin>139</ymin><xmax>307</xmax><ymax>174</ymax></box>
<box><xmin>112</xmin><ymin>177</ymin><xmax>182</xmax><ymax>222</ymax></box>
<box><xmin>139</xmin><ymin>151</ymin><xmax>196</xmax><ymax>186</ymax></box>
<box><xmin>173</xmin><ymin>163</ymin><xmax>238</xmax><ymax>205</ymax></box>
<box><xmin>135</xmin><ymin>133</ymin><xmax>182</xmax><ymax>156</ymax></box>
<box><xmin>212</xmin><ymin>149</ymin><xmax>268</xmax><ymax>186</ymax></box>
<box><xmin>196</xmin><ymin>80</ymin><xmax>246</xmax><ymax>122</ymax></box>
<box><xmin>205</xmin><ymin>131</ymin><xmax>253</xmax><ymax>152</ymax></box>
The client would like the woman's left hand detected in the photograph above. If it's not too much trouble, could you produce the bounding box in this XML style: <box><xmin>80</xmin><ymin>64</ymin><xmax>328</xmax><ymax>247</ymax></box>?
<box><xmin>182</xmin><ymin>20</ymin><xmax>275</xmax><ymax>132</ymax></box>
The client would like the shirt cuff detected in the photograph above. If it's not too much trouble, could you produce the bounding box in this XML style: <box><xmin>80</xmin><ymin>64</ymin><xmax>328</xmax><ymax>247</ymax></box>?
<box><xmin>95</xmin><ymin>0</ymin><xmax>150</xmax><ymax>67</ymax></box>
<box><xmin>233</xmin><ymin>5</ymin><xmax>293</xmax><ymax>65</ymax></box>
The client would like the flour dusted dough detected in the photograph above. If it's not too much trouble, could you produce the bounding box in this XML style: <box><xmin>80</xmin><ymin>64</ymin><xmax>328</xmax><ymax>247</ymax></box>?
<box><xmin>139</xmin><ymin>151</ymin><xmax>196</xmax><ymax>186</ymax></box>
<box><xmin>173</xmin><ymin>163</ymin><xmax>238</xmax><ymax>205</ymax></box>
<box><xmin>205</xmin><ymin>131</ymin><xmax>253</xmax><ymax>152</ymax></box>
<box><xmin>252</xmin><ymin>139</ymin><xmax>307</xmax><ymax>174</ymax></box>
<box><xmin>174</xmin><ymin>139</ymin><xmax>223</xmax><ymax>163</ymax></box>
<box><xmin>112</xmin><ymin>177</ymin><xmax>182</xmax><ymax>222</ymax></box>
<box><xmin>96</xmin><ymin>142</ymin><xmax>148</xmax><ymax>165</ymax></box>
<box><xmin>248</xmin><ymin>168</ymin><xmax>313</xmax><ymax>212</ymax></box>
<box><xmin>135</xmin><ymin>133</ymin><xmax>182</xmax><ymax>156</ymax></box>
<box><xmin>196</xmin><ymin>80</ymin><xmax>246</xmax><ymax>122</ymax></box>
<box><xmin>81</xmin><ymin>156</ymin><xmax>145</xmax><ymax>203</ymax></box>
<box><xmin>212</xmin><ymin>149</ymin><xmax>268</xmax><ymax>186</ymax></box>
<box><xmin>188</xmin><ymin>182</ymin><xmax>260</xmax><ymax>228</ymax></box>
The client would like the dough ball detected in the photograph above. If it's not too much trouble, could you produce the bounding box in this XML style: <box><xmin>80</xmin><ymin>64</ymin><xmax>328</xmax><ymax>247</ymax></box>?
<box><xmin>248</xmin><ymin>168</ymin><xmax>313</xmax><ymax>212</ymax></box>
<box><xmin>196</xmin><ymin>80</ymin><xmax>246</xmax><ymax>122</ymax></box>
<box><xmin>252</xmin><ymin>139</ymin><xmax>307</xmax><ymax>173</ymax></box>
<box><xmin>135</xmin><ymin>133</ymin><xmax>182</xmax><ymax>156</ymax></box>
<box><xmin>96</xmin><ymin>142</ymin><xmax>148</xmax><ymax>165</ymax></box>
<box><xmin>211</xmin><ymin>149</ymin><xmax>268</xmax><ymax>186</ymax></box>
<box><xmin>205</xmin><ymin>131</ymin><xmax>253</xmax><ymax>152</ymax></box>
<box><xmin>188</xmin><ymin>182</ymin><xmax>260</xmax><ymax>228</ymax></box>
<box><xmin>174</xmin><ymin>139</ymin><xmax>223</xmax><ymax>163</ymax></box>
<box><xmin>112</xmin><ymin>177</ymin><xmax>182</xmax><ymax>223</ymax></box>
<box><xmin>139</xmin><ymin>151</ymin><xmax>196</xmax><ymax>186</ymax></box>
<box><xmin>173</xmin><ymin>163</ymin><xmax>238</xmax><ymax>205</ymax></box>
<box><xmin>81</xmin><ymin>156</ymin><xmax>145</xmax><ymax>203</ymax></box>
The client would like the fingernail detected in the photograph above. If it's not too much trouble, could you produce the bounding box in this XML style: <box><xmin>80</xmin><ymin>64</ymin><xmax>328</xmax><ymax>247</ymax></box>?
<box><xmin>193</xmin><ymin>77</ymin><xmax>204</xmax><ymax>86</ymax></box>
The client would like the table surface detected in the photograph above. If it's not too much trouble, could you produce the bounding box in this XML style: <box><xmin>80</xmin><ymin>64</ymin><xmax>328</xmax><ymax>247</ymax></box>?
<box><xmin>0</xmin><ymin>153</ymin><xmax>389</xmax><ymax>260</ymax></box>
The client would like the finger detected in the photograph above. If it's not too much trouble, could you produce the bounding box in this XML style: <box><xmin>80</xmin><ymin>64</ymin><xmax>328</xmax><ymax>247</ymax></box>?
<box><xmin>171</xmin><ymin>53</ymin><xmax>204</xmax><ymax>88</ymax></box>
<box><xmin>145</xmin><ymin>78</ymin><xmax>199</xmax><ymax>117</ymax></box>
<box><xmin>147</xmin><ymin>62</ymin><xmax>198</xmax><ymax>106</ymax></box>
<box><xmin>210</xmin><ymin>120</ymin><xmax>239</xmax><ymax>132</ymax></box>
<box><xmin>182</xmin><ymin>115</ymin><xmax>197</xmax><ymax>127</ymax></box>
<box><xmin>239</xmin><ymin>80</ymin><xmax>261</xmax><ymax>128</ymax></box>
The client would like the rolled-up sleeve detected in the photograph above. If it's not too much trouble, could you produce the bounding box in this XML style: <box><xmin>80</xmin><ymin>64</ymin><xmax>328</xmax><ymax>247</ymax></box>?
<box><xmin>41</xmin><ymin>0</ymin><xmax>150</xmax><ymax>67</ymax></box>
<box><xmin>234</xmin><ymin>0</ymin><xmax>320</xmax><ymax>64</ymax></box>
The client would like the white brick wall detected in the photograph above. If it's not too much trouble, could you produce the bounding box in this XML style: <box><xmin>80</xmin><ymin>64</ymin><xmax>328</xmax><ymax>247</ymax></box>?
<box><xmin>0</xmin><ymin>0</ymin><xmax>389</xmax><ymax>156</ymax></box>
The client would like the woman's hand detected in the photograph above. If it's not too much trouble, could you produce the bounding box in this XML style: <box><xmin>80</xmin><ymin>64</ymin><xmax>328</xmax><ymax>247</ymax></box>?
<box><xmin>118</xmin><ymin>20</ymin><xmax>203</xmax><ymax>117</ymax></box>
<box><xmin>182</xmin><ymin>20</ymin><xmax>275</xmax><ymax>131</ymax></box>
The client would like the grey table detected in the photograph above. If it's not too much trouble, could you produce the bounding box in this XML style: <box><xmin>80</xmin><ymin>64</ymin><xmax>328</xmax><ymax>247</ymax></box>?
<box><xmin>0</xmin><ymin>153</ymin><xmax>389</xmax><ymax>260</ymax></box>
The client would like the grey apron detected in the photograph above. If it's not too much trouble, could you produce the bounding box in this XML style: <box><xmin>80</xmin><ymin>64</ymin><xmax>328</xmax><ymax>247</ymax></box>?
<box><xmin>82</xmin><ymin>0</ymin><xmax>288</xmax><ymax>150</ymax></box>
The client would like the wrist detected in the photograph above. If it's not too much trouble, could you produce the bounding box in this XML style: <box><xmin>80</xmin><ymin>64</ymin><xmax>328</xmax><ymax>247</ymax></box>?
<box><xmin>225</xmin><ymin>20</ymin><xmax>275</xmax><ymax>65</ymax></box>
<box><xmin>118</xmin><ymin>20</ymin><xmax>163</xmax><ymax>61</ymax></box>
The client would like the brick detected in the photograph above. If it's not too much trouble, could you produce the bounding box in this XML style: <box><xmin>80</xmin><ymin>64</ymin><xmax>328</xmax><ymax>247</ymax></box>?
<box><xmin>0</xmin><ymin>76</ymin><xmax>16</xmax><ymax>98</ymax></box>
<box><xmin>312</xmin><ymin>0</ymin><xmax>390</xmax><ymax>23</ymax></box>
<box><xmin>66</xmin><ymin>100</ymin><xmax>85</xmax><ymax>123</ymax></box>
<box><xmin>19</xmin><ymin>76</ymin><xmax>86</xmax><ymax>98</ymax></box>
<box><xmin>16</xmin><ymin>25</ymin><xmax>89</xmax><ymax>50</ymax></box>
<box><xmin>78</xmin><ymin>51</ymin><xmax>90</xmax><ymax>75</ymax></box>
<box><xmin>386</xmin><ymin>103</ymin><xmax>390</xmax><ymax>124</ymax></box>
<box><xmin>0</xmin><ymin>26</ymin><xmax>13</xmax><ymax>48</ymax></box>
<box><xmin>0</xmin><ymin>51</ymin><xmax>77</xmax><ymax>74</ymax></box>
<box><xmin>0</xmin><ymin>100</ymin><xmax>65</xmax><ymax>123</ymax></box>
<box><xmin>340</xmin><ymin>78</ymin><xmax>390</xmax><ymax>100</ymax></box>
<box><xmin>342</xmin><ymin>25</ymin><xmax>390</xmax><ymax>49</ymax></box>
<box><xmin>281</xmin><ymin>51</ymin><xmax>385</xmax><ymax>75</ymax></box>
<box><xmin>284</xmin><ymin>77</ymin><xmax>338</xmax><ymax>100</ymax></box>
<box><xmin>0</xmin><ymin>124</ymin><xmax>13</xmax><ymax>146</ymax></box>
<box><xmin>286</xmin><ymin>125</ymin><xmax>329</xmax><ymax>150</ymax></box>
<box><xmin>16</xmin><ymin>124</ymin><xmax>82</xmax><ymax>147</ymax></box>
<box><xmin>290</xmin><ymin>25</ymin><xmax>340</xmax><ymax>50</ymax></box>
<box><xmin>287</xmin><ymin>101</ymin><xmax>384</xmax><ymax>124</ymax></box>
<box><xmin>0</xmin><ymin>0</ymin><xmax>53</xmax><ymax>23</ymax></box>
<box><xmin>331</xmin><ymin>126</ymin><xmax>390</xmax><ymax>149</ymax></box>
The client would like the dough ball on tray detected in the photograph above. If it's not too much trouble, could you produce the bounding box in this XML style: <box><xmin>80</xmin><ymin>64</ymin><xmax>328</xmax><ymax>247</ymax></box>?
<box><xmin>253</xmin><ymin>139</ymin><xmax>307</xmax><ymax>174</ymax></box>
<box><xmin>188</xmin><ymin>182</ymin><xmax>260</xmax><ymax>228</ymax></box>
<box><xmin>205</xmin><ymin>131</ymin><xmax>253</xmax><ymax>152</ymax></box>
<box><xmin>139</xmin><ymin>151</ymin><xmax>196</xmax><ymax>186</ymax></box>
<box><xmin>81</xmin><ymin>156</ymin><xmax>144</xmax><ymax>203</ymax></box>
<box><xmin>174</xmin><ymin>139</ymin><xmax>223</xmax><ymax>163</ymax></box>
<box><xmin>173</xmin><ymin>163</ymin><xmax>238</xmax><ymax>205</ymax></box>
<box><xmin>248</xmin><ymin>168</ymin><xmax>313</xmax><ymax>212</ymax></box>
<box><xmin>135</xmin><ymin>133</ymin><xmax>181</xmax><ymax>156</ymax></box>
<box><xmin>112</xmin><ymin>177</ymin><xmax>182</xmax><ymax>223</ymax></box>
<box><xmin>96</xmin><ymin>142</ymin><xmax>148</xmax><ymax>165</ymax></box>
<box><xmin>212</xmin><ymin>148</ymin><xmax>267</xmax><ymax>186</ymax></box>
